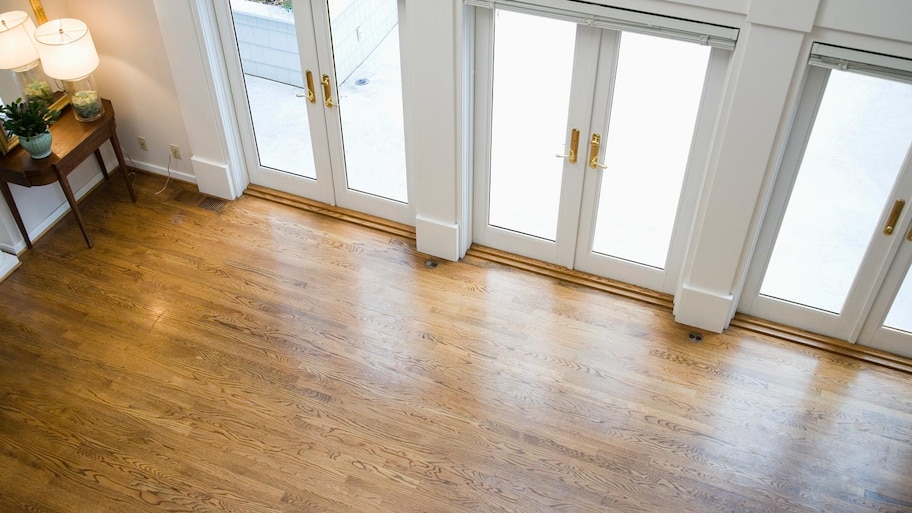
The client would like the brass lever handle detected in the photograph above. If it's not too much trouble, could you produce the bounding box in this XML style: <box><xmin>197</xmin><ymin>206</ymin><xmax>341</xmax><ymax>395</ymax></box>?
<box><xmin>555</xmin><ymin>129</ymin><xmax>580</xmax><ymax>164</ymax></box>
<box><xmin>883</xmin><ymin>199</ymin><xmax>905</xmax><ymax>235</ymax></box>
<box><xmin>907</xmin><ymin>221</ymin><xmax>912</xmax><ymax>242</ymax></box>
<box><xmin>321</xmin><ymin>74</ymin><xmax>335</xmax><ymax>108</ymax></box>
<box><xmin>588</xmin><ymin>133</ymin><xmax>607</xmax><ymax>170</ymax></box>
<box><xmin>303</xmin><ymin>70</ymin><xmax>316</xmax><ymax>103</ymax></box>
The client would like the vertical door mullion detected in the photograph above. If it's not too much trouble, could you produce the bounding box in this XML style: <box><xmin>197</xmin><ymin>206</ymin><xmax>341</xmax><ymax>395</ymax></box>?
<box><xmin>574</xmin><ymin>29</ymin><xmax>620</xmax><ymax>272</ymax></box>
<box><xmin>554</xmin><ymin>26</ymin><xmax>604</xmax><ymax>268</ymax></box>
<box><xmin>294</xmin><ymin>0</ymin><xmax>337</xmax><ymax>203</ymax></box>
<box><xmin>471</xmin><ymin>6</ymin><xmax>496</xmax><ymax>248</ymax></box>
<box><xmin>308</xmin><ymin>0</ymin><xmax>346</xmax><ymax>202</ymax></box>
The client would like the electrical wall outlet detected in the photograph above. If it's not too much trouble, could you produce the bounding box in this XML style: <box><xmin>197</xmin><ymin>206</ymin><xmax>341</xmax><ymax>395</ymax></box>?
<box><xmin>138</xmin><ymin>136</ymin><xmax>148</xmax><ymax>151</ymax></box>
<box><xmin>170</xmin><ymin>144</ymin><xmax>182</xmax><ymax>159</ymax></box>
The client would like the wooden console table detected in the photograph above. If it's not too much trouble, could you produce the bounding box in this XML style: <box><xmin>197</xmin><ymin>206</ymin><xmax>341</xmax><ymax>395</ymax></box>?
<box><xmin>0</xmin><ymin>99</ymin><xmax>136</xmax><ymax>249</ymax></box>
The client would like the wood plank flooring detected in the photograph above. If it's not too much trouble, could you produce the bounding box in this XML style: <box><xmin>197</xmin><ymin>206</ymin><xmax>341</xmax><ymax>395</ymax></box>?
<box><xmin>1</xmin><ymin>173</ymin><xmax>910</xmax><ymax>513</ymax></box>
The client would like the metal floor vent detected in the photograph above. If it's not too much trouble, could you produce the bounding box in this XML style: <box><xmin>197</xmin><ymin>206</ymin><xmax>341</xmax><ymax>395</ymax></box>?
<box><xmin>172</xmin><ymin>190</ymin><xmax>229</xmax><ymax>213</ymax></box>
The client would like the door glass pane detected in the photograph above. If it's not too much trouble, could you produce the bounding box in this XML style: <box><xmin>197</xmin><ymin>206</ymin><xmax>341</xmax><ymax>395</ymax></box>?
<box><xmin>591</xmin><ymin>32</ymin><xmax>709</xmax><ymax>268</ymax></box>
<box><xmin>488</xmin><ymin>10</ymin><xmax>576</xmax><ymax>241</ymax></box>
<box><xmin>761</xmin><ymin>72</ymin><xmax>912</xmax><ymax>313</ymax></box>
<box><xmin>329</xmin><ymin>0</ymin><xmax>408</xmax><ymax>203</ymax></box>
<box><xmin>230</xmin><ymin>0</ymin><xmax>317</xmax><ymax>178</ymax></box>
<box><xmin>884</xmin><ymin>265</ymin><xmax>912</xmax><ymax>333</ymax></box>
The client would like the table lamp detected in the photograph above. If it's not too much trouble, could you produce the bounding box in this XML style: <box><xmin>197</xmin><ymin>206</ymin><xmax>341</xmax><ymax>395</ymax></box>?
<box><xmin>0</xmin><ymin>11</ymin><xmax>54</xmax><ymax>105</ymax></box>
<box><xmin>34</xmin><ymin>18</ymin><xmax>102</xmax><ymax>122</ymax></box>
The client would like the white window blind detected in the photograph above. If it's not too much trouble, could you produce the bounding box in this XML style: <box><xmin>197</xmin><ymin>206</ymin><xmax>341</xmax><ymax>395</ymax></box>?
<box><xmin>465</xmin><ymin>0</ymin><xmax>738</xmax><ymax>50</ymax></box>
<box><xmin>810</xmin><ymin>43</ymin><xmax>912</xmax><ymax>83</ymax></box>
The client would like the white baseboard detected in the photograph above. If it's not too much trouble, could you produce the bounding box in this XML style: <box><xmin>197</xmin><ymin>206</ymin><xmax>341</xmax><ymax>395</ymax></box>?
<box><xmin>415</xmin><ymin>214</ymin><xmax>460</xmax><ymax>262</ymax></box>
<box><xmin>128</xmin><ymin>157</ymin><xmax>197</xmax><ymax>184</ymax></box>
<box><xmin>673</xmin><ymin>283</ymin><xmax>735</xmax><ymax>333</ymax></box>
<box><xmin>0</xmin><ymin>251</ymin><xmax>20</xmax><ymax>281</ymax></box>
<box><xmin>191</xmin><ymin>156</ymin><xmax>236</xmax><ymax>200</ymax></box>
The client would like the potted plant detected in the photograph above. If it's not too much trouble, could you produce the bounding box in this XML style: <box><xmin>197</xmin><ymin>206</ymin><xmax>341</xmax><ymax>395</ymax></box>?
<box><xmin>0</xmin><ymin>98</ymin><xmax>61</xmax><ymax>159</ymax></box>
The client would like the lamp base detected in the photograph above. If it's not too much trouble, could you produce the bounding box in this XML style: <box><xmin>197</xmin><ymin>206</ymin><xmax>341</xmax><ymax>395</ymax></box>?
<box><xmin>12</xmin><ymin>60</ymin><xmax>53</xmax><ymax>105</ymax></box>
<box><xmin>64</xmin><ymin>74</ymin><xmax>104</xmax><ymax>122</ymax></box>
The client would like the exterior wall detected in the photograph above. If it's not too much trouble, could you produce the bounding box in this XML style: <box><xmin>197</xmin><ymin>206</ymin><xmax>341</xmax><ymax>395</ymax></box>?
<box><xmin>231</xmin><ymin>0</ymin><xmax>397</xmax><ymax>88</ymax></box>
<box><xmin>330</xmin><ymin>0</ymin><xmax>398</xmax><ymax>83</ymax></box>
<box><xmin>231</xmin><ymin>3</ymin><xmax>300</xmax><ymax>86</ymax></box>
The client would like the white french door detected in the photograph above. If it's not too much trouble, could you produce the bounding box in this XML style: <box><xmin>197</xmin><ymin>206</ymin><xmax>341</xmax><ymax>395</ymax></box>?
<box><xmin>215</xmin><ymin>0</ymin><xmax>413</xmax><ymax>225</ymax></box>
<box><xmin>740</xmin><ymin>48</ymin><xmax>912</xmax><ymax>357</ymax></box>
<box><xmin>472</xmin><ymin>6</ymin><xmax>731</xmax><ymax>293</ymax></box>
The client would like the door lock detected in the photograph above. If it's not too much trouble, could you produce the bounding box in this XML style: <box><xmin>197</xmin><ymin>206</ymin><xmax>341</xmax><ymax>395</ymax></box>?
<box><xmin>588</xmin><ymin>133</ymin><xmax>607</xmax><ymax>170</ymax></box>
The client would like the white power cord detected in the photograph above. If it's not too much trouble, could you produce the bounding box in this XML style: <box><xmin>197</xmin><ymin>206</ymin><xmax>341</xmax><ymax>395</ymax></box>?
<box><xmin>154</xmin><ymin>153</ymin><xmax>172</xmax><ymax>196</ymax></box>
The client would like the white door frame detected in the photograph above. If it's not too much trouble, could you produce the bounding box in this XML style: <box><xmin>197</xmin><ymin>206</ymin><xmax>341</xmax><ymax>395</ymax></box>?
<box><xmin>739</xmin><ymin>65</ymin><xmax>912</xmax><ymax>342</ymax></box>
<box><xmin>472</xmin><ymin>6</ymin><xmax>730</xmax><ymax>294</ymax></box>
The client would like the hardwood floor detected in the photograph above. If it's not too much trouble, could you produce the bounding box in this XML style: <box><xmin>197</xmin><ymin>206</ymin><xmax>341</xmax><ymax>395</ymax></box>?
<box><xmin>1</xmin><ymin>173</ymin><xmax>910</xmax><ymax>513</ymax></box>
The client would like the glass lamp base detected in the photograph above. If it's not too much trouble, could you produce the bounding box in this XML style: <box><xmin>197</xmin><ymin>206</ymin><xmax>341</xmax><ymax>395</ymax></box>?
<box><xmin>64</xmin><ymin>74</ymin><xmax>104</xmax><ymax>122</ymax></box>
<box><xmin>12</xmin><ymin>60</ymin><xmax>53</xmax><ymax>106</ymax></box>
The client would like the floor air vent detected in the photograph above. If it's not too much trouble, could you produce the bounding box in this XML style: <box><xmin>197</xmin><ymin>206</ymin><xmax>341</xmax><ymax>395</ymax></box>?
<box><xmin>172</xmin><ymin>190</ymin><xmax>229</xmax><ymax>213</ymax></box>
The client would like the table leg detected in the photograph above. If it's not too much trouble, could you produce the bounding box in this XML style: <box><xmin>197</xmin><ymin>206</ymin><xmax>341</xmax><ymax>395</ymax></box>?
<box><xmin>109</xmin><ymin>131</ymin><xmax>137</xmax><ymax>204</ymax></box>
<box><xmin>0</xmin><ymin>181</ymin><xmax>32</xmax><ymax>249</ymax></box>
<box><xmin>53</xmin><ymin>168</ymin><xmax>92</xmax><ymax>249</ymax></box>
<box><xmin>94</xmin><ymin>149</ymin><xmax>110</xmax><ymax>180</ymax></box>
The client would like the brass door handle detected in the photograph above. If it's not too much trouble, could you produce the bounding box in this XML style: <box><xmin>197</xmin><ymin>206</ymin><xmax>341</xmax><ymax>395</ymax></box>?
<box><xmin>303</xmin><ymin>70</ymin><xmax>316</xmax><ymax>103</ymax></box>
<box><xmin>321</xmin><ymin>74</ymin><xmax>335</xmax><ymax>108</ymax></box>
<box><xmin>589</xmin><ymin>133</ymin><xmax>607</xmax><ymax>170</ymax></box>
<box><xmin>555</xmin><ymin>129</ymin><xmax>580</xmax><ymax>164</ymax></box>
<box><xmin>883</xmin><ymin>199</ymin><xmax>905</xmax><ymax>235</ymax></box>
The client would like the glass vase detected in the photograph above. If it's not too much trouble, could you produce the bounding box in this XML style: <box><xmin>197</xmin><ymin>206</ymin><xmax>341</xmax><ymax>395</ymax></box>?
<box><xmin>64</xmin><ymin>74</ymin><xmax>104</xmax><ymax>122</ymax></box>
<box><xmin>13</xmin><ymin>60</ymin><xmax>53</xmax><ymax>106</ymax></box>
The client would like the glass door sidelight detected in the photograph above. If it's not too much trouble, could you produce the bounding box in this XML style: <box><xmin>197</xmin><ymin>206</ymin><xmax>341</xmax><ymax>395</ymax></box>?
<box><xmin>472</xmin><ymin>5</ymin><xmax>731</xmax><ymax>293</ymax></box>
<box><xmin>740</xmin><ymin>50</ymin><xmax>912</xmax><ymax>354</ymax></box>
<box><xmin>217</xmin><ymin>0</ymin><xmax>411</xmax><ymax>224</ymax></box>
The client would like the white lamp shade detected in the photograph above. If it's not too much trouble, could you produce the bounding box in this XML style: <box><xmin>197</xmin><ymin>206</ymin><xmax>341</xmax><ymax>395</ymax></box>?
<box><xmin>0</xmin><ymin>11</ymin><xmax>39</xmax><ymax>70</ymax></box>
<box><xmin>34</xmin><ymin>18</ymin><xmax>99</xmax><ymax>81</ymax></box>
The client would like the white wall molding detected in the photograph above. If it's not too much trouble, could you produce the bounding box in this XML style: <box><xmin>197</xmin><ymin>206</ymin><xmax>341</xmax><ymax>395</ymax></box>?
<box><xmin>674</xmin><ymin>284</ymin><xmax>735</xmax><ymax>332</ymax></box>
<box><xmin>747</xmin><ymin>0</ymin><xmax>820</xmax><ymax>33</ymax></box>
<box><xmin>0</xmin><ymin>251</ymin><xmax>20</xmax><ymax>282</ymax></box>
<box><xmin>191</xmin><ymin>157</ymin><xmax>235</xmax><ymax>200</ymax></box>
<box><xmin>153</xmin><ymin>0</ymin><xmax>246</xmax><ymax>201</ymax></box>
<box><xmin>416</xmin><ymin>214</ymin><xmax>460</xmax><ymax>262</ymax></box>
<box><xmin>129</xmin><ymin>158</ymin><xmax>197</xmax><ymax>185</ymax></box>
<box><xmin>675</xmin><ymin>22</ymin><xmax>810</xmax><ymax>332</ymax></box>
<box><xmin>408</xmin><ymin>2</ymin><xmax>461</xmax><ymax>261</ymax></box>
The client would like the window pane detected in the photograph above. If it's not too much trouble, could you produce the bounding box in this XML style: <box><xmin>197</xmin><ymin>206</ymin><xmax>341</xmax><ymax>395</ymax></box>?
<box><xmin>884</xmin><ymin>265</ymin><xmax>912</xmax><ymax>333</ymax></box>
<box><xmin>760</xmin><ymin>71</ymin><xmax>912</xmax><ymax>313</ymax></box>
<box><xmin>331</xmin><ymin>0</ymin><xmax>408</xmax><ymax>203</ymax></box>
<box><xmin>488</xmin><ymin>10</ymin><xmax>576</xmax><ymax>241</ymax></box>
<box><xmin>230</xmin><ymin>0</ymin><xmax>318</xmax><ymax>178</ymax></box>
<box><xmin>591</xmin><ymin>32</ymin><xmax>709</xmax><ymax>268</ymax></box>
